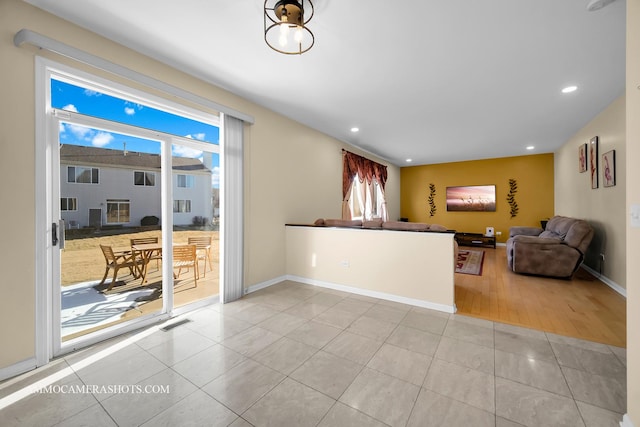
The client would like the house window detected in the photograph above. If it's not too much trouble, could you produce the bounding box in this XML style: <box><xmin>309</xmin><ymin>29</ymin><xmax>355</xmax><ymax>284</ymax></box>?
<box><xmin>349</xmin><ymin>175</ymin><xmax>384</xmax><ymax>220</ymax></box>
<box><xmin>134</xmin><ymin>171</ymin><xmax>155</xmax><ymax>186</ymax></box>
<box><xmin>177</xmin><ymin>174</ymin><xmax>194</xmax><ymax>188</ymax></box>
<box><xmin>106</xmin><ymin>199</ymin><xmax>130</xmax><ymax>223</ymax></box>
<box><xmin>173</xmin><ymin>200</ymin><xmax>191</xmax><ymax>213</ymax></box>
<box><xmin>60</xmin><ymin>197</ymin><xmax>78</xmax><ymax>211</ymax></box>
<box><xmin>67</xmin><ymin>166</ymin><xmax>99</xmax><ymax>184</ymax></box>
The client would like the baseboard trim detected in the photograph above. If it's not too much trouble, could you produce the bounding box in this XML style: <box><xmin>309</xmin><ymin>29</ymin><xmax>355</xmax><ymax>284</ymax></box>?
<box><xmin>0</xmin><ymin>357</ymin><xmax>36</xmax><ymax>382</ymax></box>
<box><xmin>621</xmin><ymin>414</ymin><xmax>636</xmax><ymax>427</ymax></box>
<box><xmin>244</xmin><ymin>275</ymin><xmax>456</xmax><ymax>313</ymax></box>
<box><xmin>244</xmin><ymin>275</ymin><xmax>288</xmax><ymax>295</ymax></box>
<box><xmin>580</xmin><ymin>264</ymin><xmax>626</xmax><ymax>297</ymax></box>
<box><xmin>285</xmin><ymin>275</ymin><xmax>456</xmax><ymax>314</ymax></box>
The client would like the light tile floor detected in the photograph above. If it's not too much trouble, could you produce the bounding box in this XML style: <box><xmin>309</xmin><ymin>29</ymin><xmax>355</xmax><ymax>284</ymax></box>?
<box><xmin>0</xmin><ymin>281</ymin><xmax>627</xmax><ymax>427</ymax></box>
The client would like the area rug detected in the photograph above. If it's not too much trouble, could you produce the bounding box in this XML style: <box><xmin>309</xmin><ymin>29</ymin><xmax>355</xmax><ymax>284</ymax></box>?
<box><xmin>456</xmin><ymin>249</ymin><xmax>485</xmax><ymax>275</ymax></box>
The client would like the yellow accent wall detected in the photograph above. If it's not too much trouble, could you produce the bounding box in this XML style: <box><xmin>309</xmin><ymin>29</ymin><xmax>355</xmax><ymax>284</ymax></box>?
<box><xmin>400</xmin><ymin>154</ymin><xmax>554</xmax><ymax>243</ymax></box>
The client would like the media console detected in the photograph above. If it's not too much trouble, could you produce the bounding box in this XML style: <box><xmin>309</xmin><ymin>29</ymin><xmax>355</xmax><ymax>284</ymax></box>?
<box><xmin>455</xmin><ymin>232</ymin><xmax>496</xmax><ymax>249</ymax></box>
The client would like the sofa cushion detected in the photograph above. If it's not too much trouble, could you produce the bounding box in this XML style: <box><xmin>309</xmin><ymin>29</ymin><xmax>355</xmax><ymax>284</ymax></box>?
<box><xmin>509</xmin><ymin>226</ymin><xmax>544</xmax><ymax>238</ymax></box>
<box><xmin>539</xmin><ymin>230</ymin><xmax>562</xmax><ymax>239</ymax></box>
<box><xmin>545</xmin><ymin>216</ymin><xmax>574</xmax><ymax>239</ymax></box>
<box><xmin>428</xmin><ymin>224</ymin><xmax>448</xmax><ymax>232</ymax></box>
<box><xmin>564</xmin><ymin>220</ymin><xmax>595</xmax><ymax>254</ymax></box>
<box><xmin>362</xmin><ymin>219</ymin><xmax>384</xmax><ymax>229</ymax></box>
<box><xmin>382</xmin><ymin>221</ymin><xmax>430</xmax><ymax>231</ymax></box>
<box><xmin>324</xmin><ymin>219</ymin><xmax>363</xmax><ymax>227</ymax></box>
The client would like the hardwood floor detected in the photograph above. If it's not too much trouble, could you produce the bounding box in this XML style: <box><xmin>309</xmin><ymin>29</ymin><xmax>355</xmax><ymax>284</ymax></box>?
<box><xmin>455</xmin><ymin>246</ymin><xmax>627</xmax><ymax>348</ymax></box>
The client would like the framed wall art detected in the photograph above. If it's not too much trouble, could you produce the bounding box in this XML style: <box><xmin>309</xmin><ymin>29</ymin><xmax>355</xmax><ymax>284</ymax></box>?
<box><xmin>603</xmin><ymin>149</ymin><xmax>616</xmax><ymax>187</ymax></box>
<box><xmin>579</xmin><ymin>143</ymin><xmax>587</xmax><ymax>172</ymax></box>
<box><xmin>590</xmin><ymin>136</ymin><xmax>598</xmax><ymax>189</ymax></box>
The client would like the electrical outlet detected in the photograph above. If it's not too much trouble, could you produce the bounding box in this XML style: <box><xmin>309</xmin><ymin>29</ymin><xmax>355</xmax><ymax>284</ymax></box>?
<box><xmin>632</xmin><ymin>205</ymin><xmax>640</xmax><ymax>228</ymax></box>
<box><xmin>340</xmin><ymin>260</ymin><xmax>350</xmax><ymax>268</ymax></box>
<box><xmin>495</xmin><ymin>231</ymin><xmax>502</xmax><ymax>236</ymax></box>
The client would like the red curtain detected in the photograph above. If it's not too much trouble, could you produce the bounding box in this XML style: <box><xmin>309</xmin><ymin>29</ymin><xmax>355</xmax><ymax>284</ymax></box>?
<box><xmin>342</xmin><ymin>150</ymin><xmax>387</xmax><ymax>198</ymax></box>
<box><xmin>342</xmin><ymin>150</ymin><xmax>387</xmax><ymax>219</ymax></box>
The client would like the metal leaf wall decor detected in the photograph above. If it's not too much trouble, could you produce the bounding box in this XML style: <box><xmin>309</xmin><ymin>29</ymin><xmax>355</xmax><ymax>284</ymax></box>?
<box><xmin>428</xmin><ymin>183</ymin><xmax>437</xmax><ymax>217</ymax></box>
<box><xmin>506</xmin><ymin>178</ymin><xmax>519</xmax><ymax>218</ymax></box>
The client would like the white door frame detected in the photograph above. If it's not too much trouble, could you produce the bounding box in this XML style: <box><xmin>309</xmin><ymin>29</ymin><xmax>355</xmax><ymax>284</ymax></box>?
<box><xmin>36</xmin><ymin>57</ymin><xmax>222</xmax><ymax>363</ymax></box>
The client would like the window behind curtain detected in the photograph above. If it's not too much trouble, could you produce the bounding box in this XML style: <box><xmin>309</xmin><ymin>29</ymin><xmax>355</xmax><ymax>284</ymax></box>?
<box><xmin>348</xmin><ymin>174</ymin><xmax>384</xmax><ymax>220</ymax></box>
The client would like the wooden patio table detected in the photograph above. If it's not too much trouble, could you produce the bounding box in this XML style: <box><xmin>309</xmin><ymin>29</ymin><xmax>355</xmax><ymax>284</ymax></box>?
<box><xmin>131</xmin><ymin>242</ymin><xmax>162</xmax><ymax>283</ymax></box>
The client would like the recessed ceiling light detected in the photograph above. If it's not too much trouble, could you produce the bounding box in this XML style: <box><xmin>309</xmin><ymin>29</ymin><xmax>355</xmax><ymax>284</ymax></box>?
<box><xmin>406</xmin><ymin>158</ymin><xmax>412</xmax><ymax>163</ymax></box>
<box><xmin>350</xmin><ymin>127</ymin><xmax>359</xmax><ymax>133</ymax></box>
<box><xmin>526</xmin><ymin>146</ymin><xmax>535</xmax><ymax>150</ymax></box>
<box><xmin>562</xmin><ymin>85</ymin><xmax>578</xmax><ymax>94</ymax></box>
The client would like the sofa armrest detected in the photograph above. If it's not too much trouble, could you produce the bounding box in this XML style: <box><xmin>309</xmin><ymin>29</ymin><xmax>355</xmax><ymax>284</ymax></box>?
<box><xmin>509</xmin><ymin>226</ymin><xmax>544</xmax><ymax>238</ymax></box>
<box><xmin>510</xmin><ymin>235</ymin><xmax>562</xmax><ymax>245</ymax></box>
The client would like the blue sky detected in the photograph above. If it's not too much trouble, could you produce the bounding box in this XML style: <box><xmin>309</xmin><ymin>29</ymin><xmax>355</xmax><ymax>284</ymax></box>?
<box><xmin>51</xmin><ymin>79</ymin><xmax>220</xmax><ymax>186</ymax></box>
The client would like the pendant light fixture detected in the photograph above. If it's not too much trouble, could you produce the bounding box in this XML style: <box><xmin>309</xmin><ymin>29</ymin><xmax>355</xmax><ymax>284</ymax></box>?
<box><xmin>264</xmin><ymin>0</ymin><xmax>314</xmax><ymax>55</ymax></box>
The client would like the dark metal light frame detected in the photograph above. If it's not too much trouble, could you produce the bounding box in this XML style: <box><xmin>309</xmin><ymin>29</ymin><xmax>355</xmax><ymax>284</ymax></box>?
<box><xmin>264</xmin><ymin>0</ymin><xmax>314</xmax><ymax>55</ymax></box>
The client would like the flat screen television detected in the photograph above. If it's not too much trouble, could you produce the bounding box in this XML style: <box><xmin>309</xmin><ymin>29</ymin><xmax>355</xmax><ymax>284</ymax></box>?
<box><xmin>446</xmin><ymin>185</ymin><xmax>496</xmax><ymax>212</ymax></box>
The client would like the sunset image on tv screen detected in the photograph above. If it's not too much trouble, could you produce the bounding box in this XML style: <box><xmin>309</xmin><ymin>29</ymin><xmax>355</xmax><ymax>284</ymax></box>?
<box><xmin>446</xmin><ymin>185</ymin><xmax>496</xmax><ymax>212</ymax></box>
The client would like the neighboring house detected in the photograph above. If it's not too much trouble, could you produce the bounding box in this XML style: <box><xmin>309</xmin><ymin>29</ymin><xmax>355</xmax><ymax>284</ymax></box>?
<box><xmin>60</xmin><ymin>145</ymin><xmax>213</xmax><ymax>228</ymax></box>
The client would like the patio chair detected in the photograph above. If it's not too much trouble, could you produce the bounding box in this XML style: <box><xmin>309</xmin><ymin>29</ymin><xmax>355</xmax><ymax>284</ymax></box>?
<box><xmin>187</xmin><ymin>236</ymin><xmax>213</xmax><ymax>278</ymax></box>
<box><xmin>173</xmin><ymin>244</ymin><xmax>198</xmax><ymax>287</ymax></box>
<box><xmin>98</xmin><ymin>245</ymin><xmax>144</xmax><ymax>292</ymax></box>
<box><xmin>130</xmin><ymin>237</ymin><xmax>162</xmax><ymax>270</ymax></box>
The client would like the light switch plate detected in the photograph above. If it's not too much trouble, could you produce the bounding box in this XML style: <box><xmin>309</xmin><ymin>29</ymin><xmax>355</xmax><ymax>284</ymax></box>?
<box><xmin>632</xmin><ymin>204</ymin><xmax>640</xmax><ymax>228</ymax></box>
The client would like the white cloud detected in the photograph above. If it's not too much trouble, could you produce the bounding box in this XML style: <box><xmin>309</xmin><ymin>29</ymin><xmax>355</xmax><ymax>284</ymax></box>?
<box><xmin>125</xmin><ymin>101</ymin><xmax>144</xmax><ymax>112</ymax></box>
<box><xmin>62</xmin><ymin>104</ymin><xmax>78</xmax><ymax>112</ymax></box>
<box><xmin>124</xmin><ymin>107</ymin><xmax>136</xmax><ymax>115</ymax></box>
<box><xmin>185</xmin><ymin>133</ymin><xmax>206</xmax><ymax>141</ymax></box>
<box><xmin>172</xmin><ymin>145</ymin><xmax>203</xmax><ymax>158</ymax></box>
<box><xmin>211</xmin><ymin>166</ymin><xmax>220</xmax><ymax>187</ymax></box>
<box><xmin>83</xmin><ymin>89</ymin><xmax>102</xmax><ymax>97</ymax></box>
<box><xmin>67</xmin><ymin>123</ymin><xmax>92</xmax><ymax>139</ymax></box>
<box><xmin>92</xmin><ymin>131</ymin><xmax>114</xmax><ymax>147</ymax></box>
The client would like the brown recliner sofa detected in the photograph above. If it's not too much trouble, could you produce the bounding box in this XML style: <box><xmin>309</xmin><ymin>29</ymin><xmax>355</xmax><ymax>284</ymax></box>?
<box><xmin>506</xmin><ymin>216</ymin><xmax>594</xmax><ymax>278</ymax></box>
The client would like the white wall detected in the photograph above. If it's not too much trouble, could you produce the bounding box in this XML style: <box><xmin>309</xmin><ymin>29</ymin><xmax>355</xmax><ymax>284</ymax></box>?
<box><xmin>286</xmin><ymin>226</ymin><xmax>456</xmax><ymax>311</ymax></box>
<box><xmin>60</xmin><ymin>166</ymin><xmax>212</xmax><ymax>227</ymax></box>
<box><xmin>172</xmin><ymin>172</ymin><xmax>212</xmax><ymax>226</ymax></box>
<box><xmin>554</xmin><ymin>95</ymin><xmax>626</xmax><ymax>289</ymax></box>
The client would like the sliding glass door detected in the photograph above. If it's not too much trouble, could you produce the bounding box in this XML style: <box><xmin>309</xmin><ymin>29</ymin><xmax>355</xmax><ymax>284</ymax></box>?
<box><xmin>171</xmin><ymin>142</ymin><xmax>220</xmax><ymax>310</ymax></box>
<box><xmin>52</xmin><ymin>113</ymin><xmax>167</xmax><ymax>350</ymax></box>
<box><xmin>45</xmin><ymin>65</ymin><xmax>221</xmax><ymax>355</ymax></box>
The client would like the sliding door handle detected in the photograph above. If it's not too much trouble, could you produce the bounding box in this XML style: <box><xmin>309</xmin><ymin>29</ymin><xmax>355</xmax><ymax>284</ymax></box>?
<box><xmin>52</xmin><ymin>222</ymin><xmax>58</xmax><ymax>246</ymax></box>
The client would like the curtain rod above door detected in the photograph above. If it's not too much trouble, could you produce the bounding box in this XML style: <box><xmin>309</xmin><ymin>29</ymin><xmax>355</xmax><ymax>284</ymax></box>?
<box><xmin>14</xmin><ymin>29</ymin><xmax>255</xmax><ymax>124</ymax></box>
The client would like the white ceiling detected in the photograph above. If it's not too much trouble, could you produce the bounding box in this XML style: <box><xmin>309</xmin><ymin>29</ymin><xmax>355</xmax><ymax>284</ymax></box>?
<box><xmin>24</xmin><ymin>0</ymin><xmax>626</xmax><ymax>166</ymax></box>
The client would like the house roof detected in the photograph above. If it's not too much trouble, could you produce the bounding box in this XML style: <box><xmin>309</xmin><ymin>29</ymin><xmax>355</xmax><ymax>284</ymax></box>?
<box><xmin>60</xmin><ymin>144</ymin><xmax>211</xmax><ymax>173</ymax></box>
